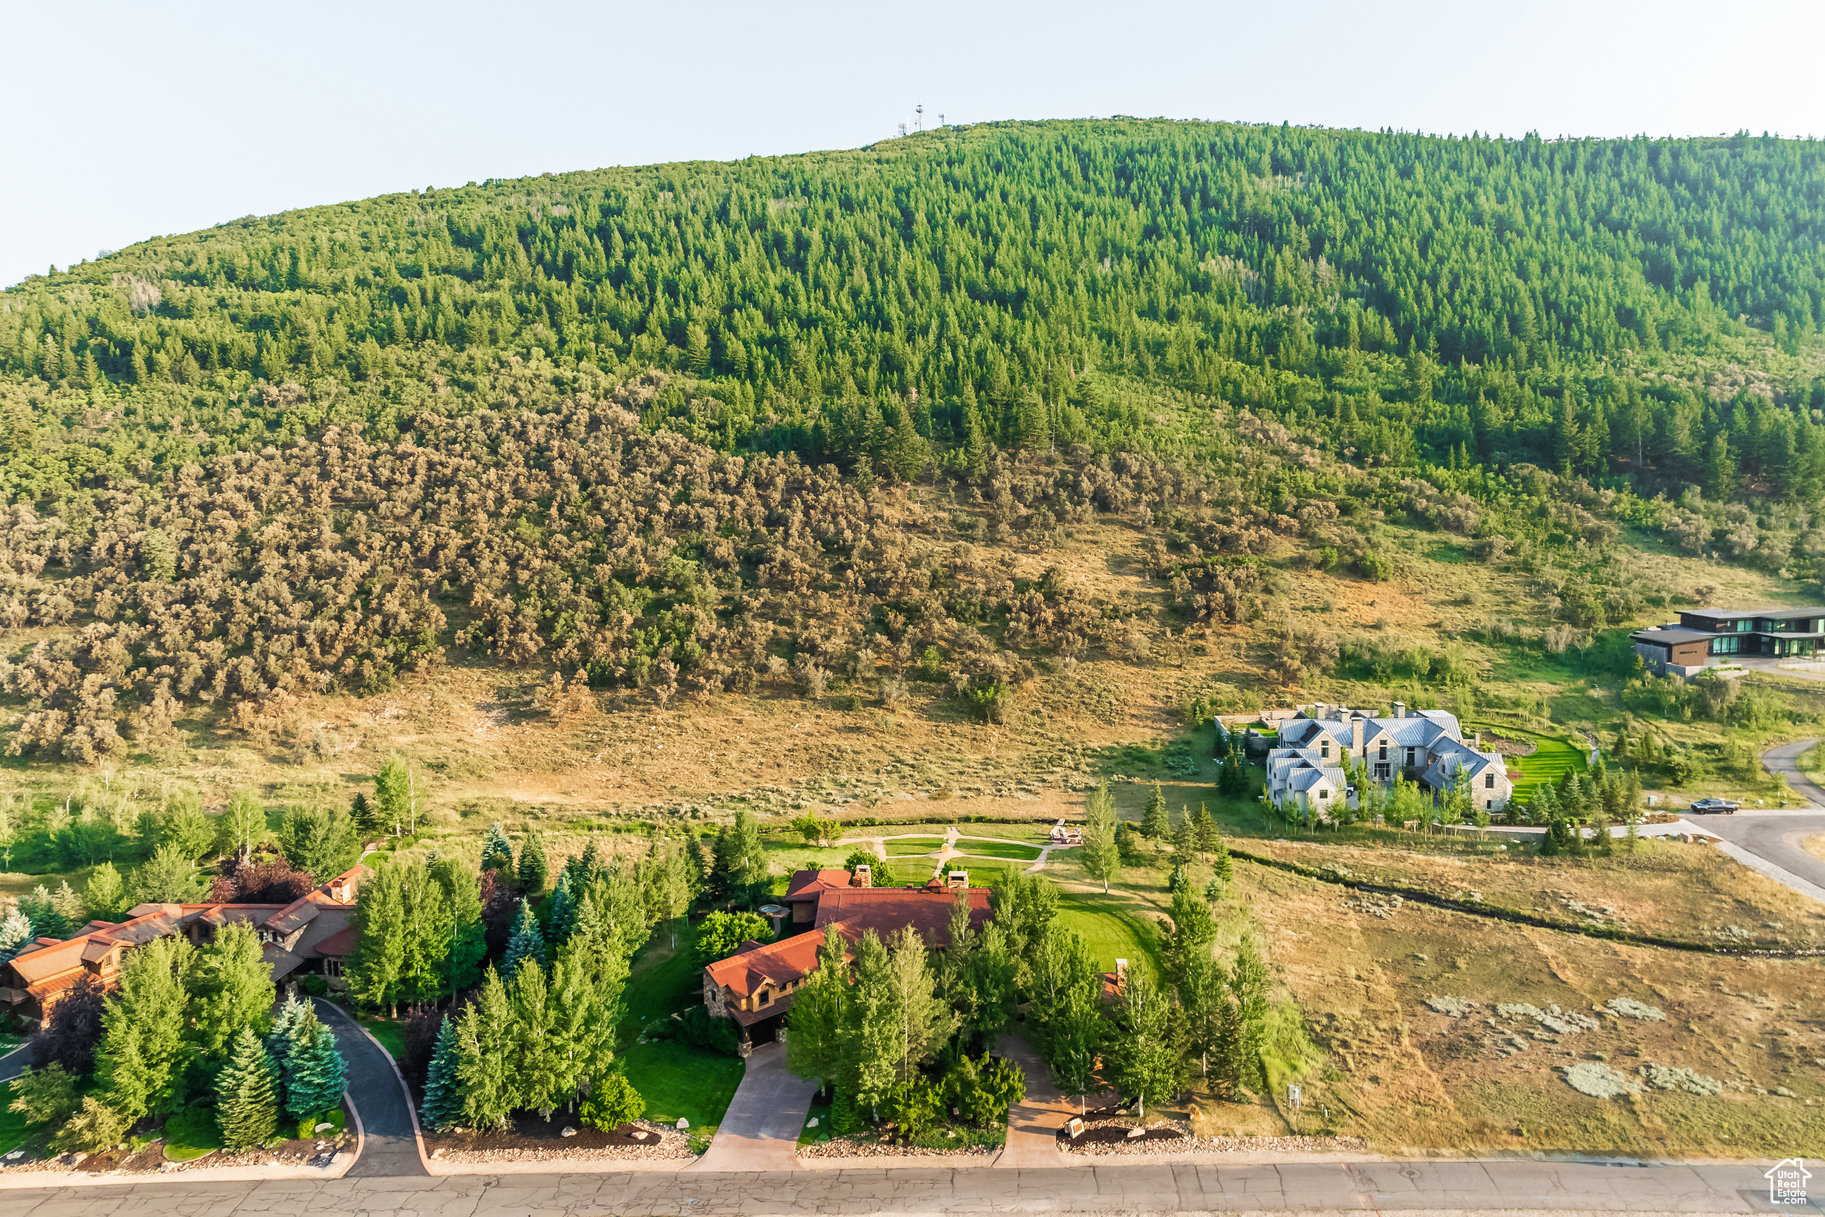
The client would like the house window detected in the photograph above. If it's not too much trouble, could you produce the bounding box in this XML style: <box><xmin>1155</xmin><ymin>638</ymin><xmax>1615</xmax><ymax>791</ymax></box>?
<box><xmin>1378</xmin><ymin>743</ymin><xmax>1387</xmax><ymax>760</ymax></box>
<box><xmin>1405</xmin><ymin>747</ymin><xmax>1415</xmax><ymax>766</ymax></box>
<box><xmin>1484</xmin><ymin>773</ymin><xmax>1494</xmax><ymax>789</ymax></box>
<box><xmin>1320</xmin><ymin>739</ymin><xmax>1330</xmax><ymax>760</ymax></box>
<box><xmin>1374</xmin><ymin>764</ymin><xmax>1390</xmax><ymax>780</ymax></box>
<box><xmin>1318</xmin><ymin>789</ymin><xmax>1329</xmax><ymax>799</ymax></box>
<box><xmin>321</xmin><ymin>958</ymin><xmax>342</xmax><ymax>979</ymax></box>
<box><xmin>757</xmin><ymin>989</ymin><xmax>772</xmax><ymax>1007</ymax></box>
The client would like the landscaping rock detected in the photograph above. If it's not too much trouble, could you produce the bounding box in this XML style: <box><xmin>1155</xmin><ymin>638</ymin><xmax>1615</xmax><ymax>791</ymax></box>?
<box><xmin>806</xmin><ymin>1116</ymin><xmax>818</xmax><ymax>1128</ymax></box>
<box><xmin>676</xmin><ymin>1117</ymin><xmax>689</xmax><ymax>1130</ymax></box>
<box><xmin>560</xmin><ymin>1126</ymin><xmax>577</xmax><ymax>1138</ymax></box>
<box><xmin>1638</xmin><ymin>1064</ymin><xmax>1722</xmax><ymax>1096</ymax></box>
<box><xmin>315</xmin><ymin>1122</ymin><xmax>334</xmax><ymax>1132</ymax></box>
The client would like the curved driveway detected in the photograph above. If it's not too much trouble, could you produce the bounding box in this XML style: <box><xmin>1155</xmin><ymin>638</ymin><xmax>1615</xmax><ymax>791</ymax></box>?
<box><xmin>313</xmin><ymin>998</ymin><xmax>426</xmax><ymax>1178</ymax></box>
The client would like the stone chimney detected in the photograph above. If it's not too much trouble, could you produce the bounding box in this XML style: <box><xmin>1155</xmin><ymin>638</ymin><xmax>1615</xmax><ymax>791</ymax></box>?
<box><xmin>852</xmin><ymin>863</ymin><xmax>872</xmax><ymax>888</ymax></box>
<box><xmin>1393</xmin><ymin>701</ymin><xmax>1406</xmax><ymax>719</ymax></box>
<box><xmin>1310</xmin><ymin>702</ymin><xmax>1325</xmax><ymax>721</ymax></box>
<box><xmin>1114</xmin><ymin>958</ymin><xmax>1129</xmax><ymax>994</ymax></box>
<box><xmin>947</xmin><ymin>869</ymin><xmax>968</xmax><ymax>889</ymax></box>
<box><xmin>1351</xmin><ymin>715</ymin><xmax>1364</xmax><ymax>758</ymax></box>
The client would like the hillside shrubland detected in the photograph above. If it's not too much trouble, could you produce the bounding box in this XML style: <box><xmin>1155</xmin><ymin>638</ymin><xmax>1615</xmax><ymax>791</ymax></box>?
<box><xmin>5</xmin><ymin>118</ymin><xmax>1825</xmax><ymax>761</ymax></box>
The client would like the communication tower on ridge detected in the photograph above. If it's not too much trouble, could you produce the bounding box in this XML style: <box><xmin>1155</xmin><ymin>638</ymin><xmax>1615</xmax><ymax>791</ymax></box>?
<box><xmin>915</xmin><ymin>104</ymin><xmax>924</xmax><ymax>133</ymax></box>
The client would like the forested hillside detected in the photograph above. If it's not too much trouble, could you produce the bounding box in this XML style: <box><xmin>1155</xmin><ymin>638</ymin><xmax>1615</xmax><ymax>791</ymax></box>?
<box><xmin>4</xmin><ymin>118</ymin><xmax>1825</xmax><ymax>762</ymax></box>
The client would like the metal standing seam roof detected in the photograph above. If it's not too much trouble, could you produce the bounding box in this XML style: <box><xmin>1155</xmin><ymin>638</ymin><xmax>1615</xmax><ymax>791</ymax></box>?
<box><xmin>1680</xmin><ymin>606</ymin><xmax>1825</xmax><ymax>622</ymax></box>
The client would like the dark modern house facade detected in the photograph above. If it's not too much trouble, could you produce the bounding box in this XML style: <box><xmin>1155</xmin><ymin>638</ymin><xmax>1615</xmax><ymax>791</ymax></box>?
<box><xmin>1631</xmin><ymin>607</ymin><xmax>1825</xmax><ymax>675</ymax></box>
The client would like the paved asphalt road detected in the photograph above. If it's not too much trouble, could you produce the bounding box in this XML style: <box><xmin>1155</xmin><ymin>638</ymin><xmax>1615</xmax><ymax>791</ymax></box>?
<box><xmin>0</xmin><ymin>1157</ymin><xmax>1816</xmax><ymax>1215</ymax></box>
<box><xmin>312</xmin><ymin>998</ymin><xmax>426</xmax><ymax>1178</ymax></box>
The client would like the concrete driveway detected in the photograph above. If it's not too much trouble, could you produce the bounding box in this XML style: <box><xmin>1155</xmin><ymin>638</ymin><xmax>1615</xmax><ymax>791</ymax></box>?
<box><xmin>687</xmin><ymin>1041</ymin><xmax>817</xmax><ymax>1171</ymax></box>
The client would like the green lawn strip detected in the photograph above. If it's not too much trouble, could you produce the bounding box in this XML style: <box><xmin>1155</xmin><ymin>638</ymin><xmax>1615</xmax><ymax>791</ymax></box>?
<box><xmin>1053</xmin><ymin>891</ymin><xmax>1164</xmax><ymax>974</ymax></box>
<box><xmin>952</xmin><ymin>839</ymin><xmax>1042</xmax><ymax>860</ymax></box>
<box><xmin>885</xmin><ymin>838</ymin><xmax>945</xmax><ymax>856</ymax></box>
<box><xmin>617</xmin><ymin>1040</ymin><xmax>742</xmax><ymax>1133</ymax></box>
<box><xmin>0</xmin><ymin>1086</ymin><xmax>31</xmax><ymax>1155</ymax></box>
<box><xmin>357</xmin><ymin>1013</ymin><xmax>408</xmax><ymax>1062</ymax></box>
<box><xmin>620</xmin><ymin>919</ymin><xmax>700</xmax><ymax>1034</ymax></box>
<box><xmin>162</xmin><ymin>1108</ymin><xmax>222</xmax><ymax>1161</ymax></box>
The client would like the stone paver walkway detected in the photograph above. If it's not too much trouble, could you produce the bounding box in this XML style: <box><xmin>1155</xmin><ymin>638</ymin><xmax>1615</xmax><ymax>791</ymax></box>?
<box><xmin>687</xmin><ymin>1041</ymin><xmax>817</xmax><ymax>1172</ymax></box>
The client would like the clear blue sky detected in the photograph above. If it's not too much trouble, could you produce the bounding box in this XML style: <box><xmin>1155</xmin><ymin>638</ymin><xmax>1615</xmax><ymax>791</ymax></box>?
<box><xmin>3</xmin><ymin>0</ymin><xmax>1821</xmax><ymax>288</ymax></box>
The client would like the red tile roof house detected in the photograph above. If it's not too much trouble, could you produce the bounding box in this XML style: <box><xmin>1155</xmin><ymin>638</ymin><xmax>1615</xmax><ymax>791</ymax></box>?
<box><xmin>701</xmin><ymin>866</ymin><xmax>991</xmax><ymax>1051</ymax></box>
<box><xmin>0</xmin><ymin>867</ymin><xmax>365</xmax><ymax>1026</ymax></box>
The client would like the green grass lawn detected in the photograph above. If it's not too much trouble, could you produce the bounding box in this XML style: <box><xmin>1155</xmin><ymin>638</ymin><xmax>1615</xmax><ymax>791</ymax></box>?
<box><xmin>798</xmin><ymin>1095</ymin><xmax>833</xmax><ymax>1146</ymax></box>
<box><xmin>617</xmin><ymin>1040</ymin><xmax>744</xmax><ymax>1132</ymax></box>
<box><xmin>621</xmin><ymin>919</ymin><xmax>700</xmax><ymax>1032</ymax></box>
<box><xmin>884</xmin><ymin>837</ymin><xmax>946</xmax><ymax>855</ymax></box>
<box><xmin>357</xmin><ymin>1013</ymin><xmax>408</xmax><ymax>1062</ymax></box>
<box><xmin>952</xmin><ymin>838</ymin><xmax>1041</xmax><ymax>861</ymax></box>
<box><xmin>162</xmin><ymin>1108</ymin><xmax>222</xmax><ymax>1161</ymax></box>
<box><xmin>1476</xmin><ymin>724</ymin><xmax>1589</xmax><ymax>802</ymax></box>
<box><xmin>1054</xmin><ymin>891</ymin><xmax>1164</xmax><ymax>974</ymax></box>
<box><xmin>0</xmin><ymin>1083</ymin><xmax>31</xmax><ymax>1155</ymax></box>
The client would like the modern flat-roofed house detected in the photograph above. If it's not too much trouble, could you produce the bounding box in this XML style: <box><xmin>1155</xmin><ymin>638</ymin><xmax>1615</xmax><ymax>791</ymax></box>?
<box><xmin>0</xmin><ymin>867</ymin><xmax>364</xmax><ymax>1025</ymax></box>
<box><xmin>1265</xmin><ymin>703</ymin><xmax>1513</xmax><ymax>815</ymax></box>
<box><xmin>702</xmin><ymin>866</ymin><xmax>990</xmax><ymax>1049</ymax></box>
<box><xmin>1631</xmin><ymin>607</ymin><xmax>1825</xmax><ymax>675</ymax></box>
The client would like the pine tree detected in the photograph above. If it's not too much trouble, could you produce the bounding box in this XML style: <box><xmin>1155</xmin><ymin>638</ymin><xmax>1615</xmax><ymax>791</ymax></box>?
<box><xmin>452</xmin><ymin>967</ymin><xmax>515</xmax><ymax>1130</ymax></box>
<box><xmin>50</xmin><ymin>880</ymin><xmax>85</xmax><ymax>927</ymax></box>
<box><xmin>186</xmin><ymin>920</ymin><xmax>276</xmax><ymax>1069</ymax></box>
<box><xmin>1140</xmin><ymin>785</ymin><xmax>1169</xmax><ymax>840</ymax></box>
<box><xmin>508</xmin><ymin>955</ymin><xmax>566</xmax><ymax>1119</ymax></box>
<box><xmin>785</xmin><ymin>926</ymin><xmax>850</xmax><ymax>1093</ymax></box>
<box><xmin>398</xmin><ymin>863</ymin><xmax>454</xmax><ymax>1006</ymax></box>
<box><xmin>545</xmin><ymin>871</ymin><xmax>578</xmax><ymax>945</ymax></box>
<box><xmin>434</xmin><ymin>856</ymin><xmax>487</xmax><ymax>993</ymax></box>
<box><xmin>418</xmin><ymin>1014</ymin><xmax>460</xmax><ymax>1132</ymax></box>
<box><xmin>267</xmin><ymin>992</ymin><xmax>311</xmax><ymax>1069</ymax></box>
<box><xmin>347</xmin><ymin>863</ymin><xmax>406</xmax><ymax>1015</ymax></box>
<box><xmin>1208</xmin><ymin>826</ymin><xmax>1233</xmax><ymax>890</ymax></box>
<box><xmin>83</xmin><ymin>862</ymin><xmax>126</xmax><ymax>921</ymax></box>
<box><xmin>517</xmin><ymin>831</ymin><xmax>549</xmax><ymax>895</ymax></box>
<box><xmin>502</xmin><ymin>899</ymin><xmax>547</xmax><ymax>980</ymax></box>
<box><xmin>480</xmin><ymin>823</ymin><xmax>514</xmax><ymax>874</ymax></box>
<box><xmin>281</xmin><ymin>1014</ymin><xmax>348</xmax><ymax>1120</ymax></box>
<box><xmin>0</xmin><ymin>908</ymin><xmax>33</xmax><ymax>961</ymax></box>
<box><xmin>93</xmin><ymin>934</ymin><xmax>192</xmax><ymax>1121</ymax></box>
<box><xmin>1192</xmin><ymin>802</ymin><xmax>1216</xmax><ymax>861</ymax></box>
<box><xmin>215</xmin><ymin>1026</ymin><xmax>280</xmax><ymax>1152</ymax></box>
<box><xmin>1106</xmin><ymin>965</ymin><xmax>1181</xmax><ymax>1121</ymax></box>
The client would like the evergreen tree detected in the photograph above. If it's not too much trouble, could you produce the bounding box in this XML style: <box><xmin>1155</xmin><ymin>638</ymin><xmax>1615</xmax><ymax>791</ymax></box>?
<box><xmin>267</xmin><ymin>992</ymin><xmax>312</xmax><ymax>1069</ymax></box>
<box><xmin>545</xmin><ymin>871</ymin><xmax>578</xmax><ymax>945</ymax></box>
<box><xmin>133</xmin><ymin>842</ymin><xmax>198</xmax><ymax>904</ymax></box>
<box><xmin>1105</xmin><ymin>965</ymin><xmax>1182</xmax><ymax>1121</ymax></box>
<box><xmin>49</xmin><ymin>880</ymin><xmax>85</xmax><ymax>928</ymax></box>
<box><xmin>1079</xmin><ymin>782</ymin><xmax>1122</xmax><ymax>894</ymax></box>
<box><xmin>517</xmin><ymin>830</ymin><xmax>549</xmax><ymax>895</ymax></box>
<box><xmin>280</xmin><ymin>1013</ymin><xmax>348</xmax><ymax>1120</ymax></box>
<box><xmin>501</xmin><ymin>899</ymin><xmax>547</xmax><ymax>980</ymax></box>
<box><xmin>508</xmin><ymin>955</ymin><xmax>566</xmax><ymax>1119</ymax></box>
<box><xmin>434</xmin><ymin>856</ymin><xmax>487</xmax><ymax>993</ymax></box>
<box><xmin>94</xmin><ymin>935</ymin><xmax>193</xmax><ymax>1121</ymax></box>
<box><xmin>418</xmin><ymin>1014</ymin><xmax>461</xmax><ymax>1132</ymax></box>
<box><xmin>186</xmin><ymin>920</ymin><xmax>276</xmax><ymax>1070</ymax></box>
<box><xmin>479</xmin><ymin>823</ymin><xmax>514</xmax><ymax>874</ymax></box>
<box><xmin>785</xmin><ymin>926</ymin><xmax>850</xmax><ymax>1093</ymax></box>
<box><xmin>1161</xmin><ymin>886</ymin><xmax>1216</xmax><ymax>988</ymax></box>
<box><xmin>0</xmin><ymin>907</ymin><xmax>33</xmax><ymax>961</ymax></box>
<box><xmin>1191</xmin><ymin>802</ymin><xmax>1217</xmax><ymax>861</ymax></box>
<box><xmin>398</xmin><ymin>862</ymin><xmax>454</xmax><ymax>1006</ymax></box>
<box><xmin>1140</xmin><ymin>784</ymin><xmax>1169</xmax><ymax>840</ymax></box>
<box><xmin>452</xmin><ymin>967</ymin><xmax>515</xmax><ymax>1130</ymax></box>
<box><xmin>346</xmin><ymin>864</ymin><xmax>406</xmax><ymax>1015</ymax></box>
<box><xmin>215</xmin><ymin>1027</ymin><xmax>281</xmax><ymax>1151</ymax></box>
<box><xmin>83</xmin><ymin>862</ymin><xmax>126</xmax><ymax>921</ymax></box>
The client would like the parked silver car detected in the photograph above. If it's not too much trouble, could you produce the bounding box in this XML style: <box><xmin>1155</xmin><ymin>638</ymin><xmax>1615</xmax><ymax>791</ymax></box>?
<box><xmin>1688</xmin><ymin>798</ymin><xmax>1739</xmax><ymax>815</ymax></box>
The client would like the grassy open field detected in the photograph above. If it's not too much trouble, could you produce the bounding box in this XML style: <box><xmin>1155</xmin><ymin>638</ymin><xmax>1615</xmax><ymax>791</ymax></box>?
<box><xmin>1054</xmin><ymin>891</ymin><xmax>1163</xmax><ymax>974</ymax></box>
<box><xmin>1240</xmin><ymin>861</ymin><xmax>1825</xmax><ymax>1157</ymax></box>
<box><xmin>953</xmin><ymin>839</ymin><xmax>1043</xmax><ymax>861</ymax></box>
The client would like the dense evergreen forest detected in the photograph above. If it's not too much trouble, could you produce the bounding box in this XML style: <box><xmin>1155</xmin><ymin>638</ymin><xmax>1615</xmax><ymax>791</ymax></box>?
<box><xmin>4</xmin><ymin>118</ymin><xmax>1825</xmax><ymax>761</ymax></box>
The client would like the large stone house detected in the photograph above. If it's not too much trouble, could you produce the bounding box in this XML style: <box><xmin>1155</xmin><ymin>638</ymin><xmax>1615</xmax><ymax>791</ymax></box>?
<box><xmin>702</xmin><ymin>866</ymin><xmax>990</xmax><ymax>1046</ymax></box>
<box><xmin>0</xmin><ymin>867</ymin><xmax>364</xmax><ymax>1025</ymax></box>
<box><xmin>1264</xmin><ymin>703</ymin><xmax>1513</xmax><ymax>816</ymax></box>
<box><xmin>1631</xmin><ymin>606</ymin><xmax>1825</xmax><ymax>675</ymax></box>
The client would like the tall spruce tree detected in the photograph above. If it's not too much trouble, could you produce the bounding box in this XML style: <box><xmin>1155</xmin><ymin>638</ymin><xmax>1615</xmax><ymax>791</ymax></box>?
<box><xmin>502</xmin><ymin>899</ymin><xmax>547</xmax><ymax>980</ymax></box>
<box><xmin>93</xmin><ymin>934</ymin><xmax>192</xmax><ymax>1121</ymax></box>
<box><xmin>419</xmin><ymin>1014</ymin><xmax>460</xmax><ymax>1132</ymax></box>
<box><xmin>452</xmin><ymin>967</ymin><xmax>515</xmax><ymax>1130</ymax></box>
<box><xmin>1140</xmin><ymin>784</ymin><xmax>1170</xmax><ymax>840</ymax></box>
<box><xmin>517</xmin><ymin>831</ymin><xmax>549</xmax><ymax>895</ymax></box>
<box><xmin>346</xmin><ymin>863</ymin><xmax>406</xmax><ymax>1015</ymax></box>
<box><xmin>215</xmin><ymin>1027</ymin><xmax>281</xmax><ymax>1151</ymax></box>
<box><xmin>479</xmin><ymin>823</ymin><xmax>514</xmax><ymax>874</ymax></box>
<box><xmin>281</xmin><ymin>1009</ymin><xmax>348</xmax><ymax>1120</ymax></box>
<box><xmin>186</xmin><ymin>920</ymin><xmax>276</xmax><ymax>1070</ymax></box>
